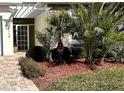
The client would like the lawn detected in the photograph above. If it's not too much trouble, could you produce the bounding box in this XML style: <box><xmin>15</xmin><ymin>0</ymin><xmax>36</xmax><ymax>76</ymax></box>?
<box><xmin>46</xmin><ymin>68</ymin><xmax>124</xmax><ymax>91</ymax></box>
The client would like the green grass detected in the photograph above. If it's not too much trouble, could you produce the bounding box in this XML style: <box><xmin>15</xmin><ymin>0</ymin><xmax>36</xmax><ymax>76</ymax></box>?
<box><xmin>46</xmin><ymin>68</ymin><xmax>124</xmax><ymax>91</ymax></box>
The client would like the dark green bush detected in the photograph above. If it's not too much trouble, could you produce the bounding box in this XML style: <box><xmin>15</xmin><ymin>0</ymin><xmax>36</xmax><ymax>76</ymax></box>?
<box><xmin>50</xmin><ymin>47</ymin><xmax>71</xmax><ymax>64</ymax></box>
<box><xmin>19</xmin><ymin>57</ymin><xmax>45</xmax><ymax>79</ymax></box>
<box><xmin>71</xmin><ymin>47</ymin><xmax>85</xmax><ymax>58</ymax></box>
<box><xmin>62</xmin><ymin>47</ymin><xmax>71</xmax><ymax>61</ymax></box>
<box><xmin>25</xmin><ymin>46</ymin><xmax>48</xmax><ymax>62</ymax></box>
<box><xmin>96</xmin><ymin>39</ymin><xmax>104</xmax><ymax>49</ymax></box>
<box><xmin>93</xmin><ymin>48</ymin><xmax>103</xmax><ymax>59</ymax></box>
<box><xmin>105</xmin><ymin>52</ymin><xmax>114</xmax><ymax>58</ymax></box>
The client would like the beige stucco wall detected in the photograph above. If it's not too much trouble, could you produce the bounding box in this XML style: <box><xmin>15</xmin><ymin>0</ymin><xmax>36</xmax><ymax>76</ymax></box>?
<box><xmin>34</xmin><ymin>11</ymin><xmax>48</xmax><ymax>46</ymax></box>
<box><xmin>34</xmin><ymin>11</ymin><xmax>57</xmax><ymax>46</ymax></box>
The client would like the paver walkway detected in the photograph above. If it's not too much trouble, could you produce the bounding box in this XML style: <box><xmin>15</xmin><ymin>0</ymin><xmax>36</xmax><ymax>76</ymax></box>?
<box><xmin>0</xmin><ymin>55</ymin><xmax>39</xmax><ymax>91</ymax></box>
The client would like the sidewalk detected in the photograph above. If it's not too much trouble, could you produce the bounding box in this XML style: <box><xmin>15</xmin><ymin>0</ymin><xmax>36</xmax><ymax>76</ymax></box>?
<box><xmin>0</xmin><ymin>56</ymin><xmax>39</xmax><ymax>91</ymax></box>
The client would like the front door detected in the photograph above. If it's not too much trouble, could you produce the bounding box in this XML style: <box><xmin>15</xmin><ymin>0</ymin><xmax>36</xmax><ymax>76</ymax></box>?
<box><xmin>16</xmin><ymin>25</ymin><xmax>29</xmax><ymax>51</ymax></box>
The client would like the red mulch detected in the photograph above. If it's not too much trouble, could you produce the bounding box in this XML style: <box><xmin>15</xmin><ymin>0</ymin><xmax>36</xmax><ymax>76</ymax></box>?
<box><xmin>32</xmin><ymin>60</ymin><xmax>124</xmax><ymax>90</ymax></box>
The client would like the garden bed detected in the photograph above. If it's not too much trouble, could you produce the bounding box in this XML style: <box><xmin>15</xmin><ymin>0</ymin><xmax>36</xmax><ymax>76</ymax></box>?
<box><xmin>32</xmin><ymin>60</ymin><xmax>124</xmax><ymax>90</ymax></box>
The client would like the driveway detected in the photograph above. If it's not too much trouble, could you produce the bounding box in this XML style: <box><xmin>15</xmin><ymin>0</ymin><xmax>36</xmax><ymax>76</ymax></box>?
<box><xmin>0</xmin><ymin>56</ymin><xmax>39</xmax><ymax>91</ymax></box>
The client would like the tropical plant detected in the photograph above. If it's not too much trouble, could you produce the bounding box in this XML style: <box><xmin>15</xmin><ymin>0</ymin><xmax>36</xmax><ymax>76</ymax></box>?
<box><xmin>47</xmin><ymin>10</ymin><xmax>80</xmax><ymax>49</ymax></box>
<box><xmin>45</xmin><ymin>10</ymin><xmax>80</xmax><ymax>63</ymax></box>
<box><xmin>36</xmin><ymin>11</ymin><xmax>78</xmax><ymax>63</ymax></box>
<box><xmin>105</xmin><ymin>31</ymin><xmax>124</xmax><ymax>46</ymax></box>
<box><xmin>72</xmin><ymin>3</ymin><xmax>124</xmax><ymax>64</ymax></box>
<box><xmin>36</xmin><ymin>25</ymin><xmax>58</xmax><ymax>50</ymax></box>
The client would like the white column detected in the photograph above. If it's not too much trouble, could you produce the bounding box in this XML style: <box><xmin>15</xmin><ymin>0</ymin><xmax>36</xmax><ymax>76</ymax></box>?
<box><xmin>2</xmin><ymin>20</ymin><xmax>14</xmax><ymax>56</ymax></box>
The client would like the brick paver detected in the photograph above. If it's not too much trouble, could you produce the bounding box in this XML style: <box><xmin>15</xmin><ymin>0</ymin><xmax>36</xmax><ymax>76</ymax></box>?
<box><xmin>0</xmin><ymin>56</ymin><xmax>39</xmax><ymax>91</ymax></box>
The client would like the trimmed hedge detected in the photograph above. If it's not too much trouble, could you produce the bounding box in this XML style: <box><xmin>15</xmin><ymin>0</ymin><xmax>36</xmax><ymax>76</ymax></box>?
<box><xmin>26</xmin><ymin>46</ymin><xmax>48</xmax><ymax>62</ymax></box>
<box><xmin>19</xmin><ymin>57</ymin><xmax>45</xmax><ymax>79</ymax></box>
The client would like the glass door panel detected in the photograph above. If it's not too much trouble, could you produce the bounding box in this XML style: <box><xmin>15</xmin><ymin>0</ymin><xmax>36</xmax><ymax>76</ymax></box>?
<box><xmin>16</xmin><ymin>25</ymin><xmax>29</xmax><ymax>51</ymax></box>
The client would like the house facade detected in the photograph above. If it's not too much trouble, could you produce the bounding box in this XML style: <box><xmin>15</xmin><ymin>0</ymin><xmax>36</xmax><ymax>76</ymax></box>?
<box><xmin>0</xmin><ymin>2</ymin><xmax>73</xmax><ymax>56</ymax></box>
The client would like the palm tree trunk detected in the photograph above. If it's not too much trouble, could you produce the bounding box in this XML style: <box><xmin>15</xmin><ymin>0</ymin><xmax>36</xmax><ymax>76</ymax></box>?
<box><xmin>57</xmin><ymin>35</ymin><xmax>63</xmax><ymax>49</ymax></box>
<box><xmin>84</xmin><ymin>38</ymin><xmax>91</xmax><ymax>64</ymax></box>
<box><xmin>84</xmin><ymin>38</ymin><xmax>96</xmax><ymax>65</ymax></box>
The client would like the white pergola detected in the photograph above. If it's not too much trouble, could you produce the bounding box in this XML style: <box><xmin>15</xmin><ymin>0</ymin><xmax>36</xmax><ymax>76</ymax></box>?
<box><xmin>0</xmin><ymin>2</ymin><xmax>51</xmax><ymax>28</ymax></box>
<box><xmin>9</xmin><ymin>2</ymin><xmax>51</xmax><ymax>18</ymax></box>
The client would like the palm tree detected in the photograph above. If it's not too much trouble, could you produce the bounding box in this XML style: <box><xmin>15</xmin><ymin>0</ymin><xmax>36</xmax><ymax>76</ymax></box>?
<box><xmin>45</xmin><ymin>10</ymin><xmax>81</xmax><ymax>63</ymax></box>
<box><xmin>72</xmin><ymin>2</ymin><xmax>124</xmax><ymax>64</ymax></box>
<box><xmin>47</xmin><ymin>10</ymin><xmax>79</xmax><ymax>49</ymax></box>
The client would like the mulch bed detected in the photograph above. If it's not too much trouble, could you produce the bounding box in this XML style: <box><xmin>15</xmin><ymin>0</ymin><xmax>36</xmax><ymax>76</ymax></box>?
<box><xmin>32</xmin><ymin>59</ymin><xmax>124</xmax><ymax>90</ymax></box>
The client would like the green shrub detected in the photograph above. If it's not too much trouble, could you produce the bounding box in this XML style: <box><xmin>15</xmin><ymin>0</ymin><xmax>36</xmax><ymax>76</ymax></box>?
<box><xmin>26</xmin><ymin>46</ymin><xmax>48</xmax><ymax>62</ymax></box>
<box><xmin>47</xmin><ymin>68</ymin><xmax>124</xmax><ymax>91</ymax></box>
<box><xmin>107</xmin><ymin>41</ymin><xmax>124</xmax><ymax>62</ymax></box>
<box><xmin>19</xmin><ymin>57</ymin><xmax>45</xmax><ymax>79</ymax></box>
<box><xmin>71</xmin><ymin>47</ymin><xmax>86</xmax><ymax>58</ymax></box>
<box><xmin>105</xmin><ymin>52</ymin><xmax>114</xmax><ymax>58</ymax></box>
<box><xmin>105</xmin><ymin>31</ymin><xmax>124</xmax><ymax>46</ymax></box>
<box><xmin>93</xmin><ymin>48</ymin><xmax>103</xmax><ymax>59</ymax></box>
<box><xmin>50</xmin><ymin>47</ymin><xmax>71</xmax><ymax>64</ymax></box>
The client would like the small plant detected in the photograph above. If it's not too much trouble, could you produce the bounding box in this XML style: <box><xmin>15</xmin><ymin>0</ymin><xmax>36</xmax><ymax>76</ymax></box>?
<box><xmin>19</xmin><ymin>57</ymin><xmax>45</xmax><ymax>79</ymax></box>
